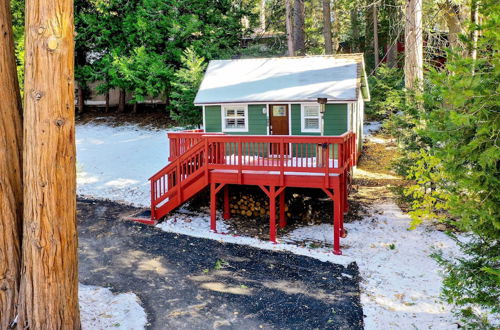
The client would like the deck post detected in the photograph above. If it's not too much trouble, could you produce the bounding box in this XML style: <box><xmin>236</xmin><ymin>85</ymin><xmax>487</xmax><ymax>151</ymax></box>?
<box><xmin>279</xmin><ymin>188</ymin><xmax>286</xmax><ymax>228</ymax></box>
<box><xmin>223</xmin><ymin>185</ymin><xmax>230</xmax><ymax>220</ymax></box>
<box><xmin>210</xmin><ymin>183</ymin><xmax>217</xmax><ymax>232</ymax></box>
<box><xmin>333</xmin><ymin>178</ymin><xmax>342</xmax><ymax>255</ymax></box>
<box><xmin>269</xmin><ymin>186</ymin><xmax>277</xmax><ymax>243</ymax></box>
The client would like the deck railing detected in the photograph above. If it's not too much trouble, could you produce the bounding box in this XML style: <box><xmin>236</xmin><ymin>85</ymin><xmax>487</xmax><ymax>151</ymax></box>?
<box><xmin>168</xmin><ymin>131</ymin><xmax>357</xmax><ymax>173</ymax></box>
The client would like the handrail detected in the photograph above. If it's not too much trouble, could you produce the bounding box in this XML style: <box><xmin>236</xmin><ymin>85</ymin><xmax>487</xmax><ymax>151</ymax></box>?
<box><xmin>151</xmin><ymin>131</ymin><xmax>357</xmax><ymax>219</ymax></box>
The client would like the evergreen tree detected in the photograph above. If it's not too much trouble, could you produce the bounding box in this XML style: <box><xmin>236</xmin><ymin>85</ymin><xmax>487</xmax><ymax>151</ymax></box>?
<box><xmin>170</xmin><ymin>47</ymin><xmax>207</xmax><ymax>126</ymax></box>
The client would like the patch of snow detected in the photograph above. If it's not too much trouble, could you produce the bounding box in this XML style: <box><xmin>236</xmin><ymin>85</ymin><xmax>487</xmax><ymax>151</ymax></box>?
<box><xmin>79</xmin><ymin>284</ymin><xmax>147</xmax><ymax>330</ymax></box>
<box><xmin>76</xmin><ymin>123</ymin><xmax>173</xmax><ymax>206</ymax></box>
<box><xmin>363</xmin><ymin>121</ymin><xmax>382</xmax><ymax>137</ymax></box>
<box><xmin>156</xmin><ymin>208</ymin><xmax>354</xmax><ymax>267</ymax></box>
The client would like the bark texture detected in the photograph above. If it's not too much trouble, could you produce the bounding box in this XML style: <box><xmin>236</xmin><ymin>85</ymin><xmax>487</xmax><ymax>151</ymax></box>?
<box><xmin>118</xmin><ymin>89</ymin><xmax>126</xmax><ymax>112</ymax></box>
<box><xmin>285</xmin><ymin>0</ymin><xmax>294</xmax><ymax>55</ymax></box>
<box><xmin>322</xmin><ymin>0</ymin><xmax>333</xmax><ymax>54</ymax></box>
<box><xmin>372</xmin><ymin>3</ymin><xmax>379</xmax><ymax>66</ymax></box>
<box><xmin>439</xmin><ymin>0</ymin><xmax>465</xmax><ymax>54</ymax></box>
<box><xmin>0</xmin><ymin>1</ymin><xmax>23</xmax><ymax>328</ymax></box>
<box><xmin>19</xmin><ymin>0</ymin><xmax>80</xmax><ymax>327</ymax></box>
<box><xmin>404</xmin><ymin>0</ymin><xmax>423</xmax><ymax>90</ymax></box>
<box><xmin>350</xmin><ymin>9</ymin><xmax>359</xmax><ymax>52</ymax></box>
<box><xmin>293</xmin><ymin>0</ymin><xmax>305</xmax><ymax>55</ymax></box>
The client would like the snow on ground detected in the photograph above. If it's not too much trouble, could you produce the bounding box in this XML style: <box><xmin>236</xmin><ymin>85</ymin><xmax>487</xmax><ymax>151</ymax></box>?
<box><xmin>76</xmin><ymin>123</ymin><xmax>178</xmax><ymax>206</ymax></box>
<box><xmin>363</xmin><ymin>121</ymin><xmax>387</xmax><ymax>144</ymax></box>
<box><xmin>79</xmin><ymin>284</ymin><xmax>147</xmax><ymax>330</ymax></box>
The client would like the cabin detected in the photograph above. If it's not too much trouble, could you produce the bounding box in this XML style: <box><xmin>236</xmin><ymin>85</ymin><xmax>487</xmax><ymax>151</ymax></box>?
<box><xmin>148</xmin><ymin>54</ymin><xmax>370</xmax><ymax>255</ymax></box>
<box><xmin>196</xmin><ymin>54</ymin><xmax>369</xmax><ymax>153</ymax></box>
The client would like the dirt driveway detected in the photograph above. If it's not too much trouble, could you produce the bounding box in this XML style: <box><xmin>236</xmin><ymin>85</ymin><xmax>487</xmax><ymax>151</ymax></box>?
<box><xmin>77</xmin><ymin>198</ymin><xmax>364</xmax><ymax>330</ymax></box>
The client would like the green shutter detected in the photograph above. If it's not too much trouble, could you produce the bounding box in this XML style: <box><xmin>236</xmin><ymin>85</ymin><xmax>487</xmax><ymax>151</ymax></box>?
<box><xmin>204</xmin><ymin>105</ymin><xmax>222</xmax><ymax>132</ymax></box>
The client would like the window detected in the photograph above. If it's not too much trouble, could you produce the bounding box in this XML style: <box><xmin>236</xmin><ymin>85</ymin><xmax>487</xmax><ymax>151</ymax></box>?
<box><xmin>301</xmin><ymin>104</ymin><xmax>321</xmax><ymax>132</ymax></box>
<box><xmin>222</xmin><ymin>105</ymin><xmax>248</xmax><ymax>132</ymax></box>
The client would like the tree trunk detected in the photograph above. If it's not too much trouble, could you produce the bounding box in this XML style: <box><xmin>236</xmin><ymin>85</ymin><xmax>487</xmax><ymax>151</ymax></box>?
<box><xmin>0</xmin><ymin>2</ymin><xmax>23</xmax><ymax>328</ymax></box>
<box><xmin>260</xmin><ymin>0</ymin><xmax>266</xmax><ymax>31</ymax></box>
<box><xmin>386</xmin><ymin>42</ymin><xmax>398</xmax><ymax>68</ymax></box>
<box><xmin>293</xmin><ymin>0</ymin><xmax>305</xmax><ymax>55</ymax></box>
<box><xmin>77</xmin><ymin>82</ymin><xmax>84</xmax><ymax>113</ymax></box>
<box><xmin>286</xmin><ymin>0</ymin><xmax>295</xmax><ymax>56</ymax></box>
<box><xmin>404</xmin><ymin>0</ymin><xmax>423</xmax><ymax>90</ymax></box>
<box><xmin>105</xmin><ymin>92</ymin><xmax>110</xmax><ymax>113</ymax></box>
<box><xmin>19</xmin><ymin>0</ymin><xmax>81</xmax><ymax>327</ymax></box>
<box><xmin>118</xmin><ymin>89</ymin><xmax>126</xmax><ymax>112</ymax></box>
<box><xmin>440</xmin><ymin>0</ymin><xmax>465</xmax><ymax>54</ymax></box>
<box><xmin>322</xmin><ymin>0</ymin><xmax>333</xmax><ymax>54</ymax></box>
<box><xmin>373</xmin><ymin>2</ymin><xmax>379</xmax><ymax>67</ymax></box>
<box><xmin>351</xmin><ymin>9</ymin><xmax>359</xmax><ymax>52</ymax></box>
<box><xmin>132</xmin><ymin>102</ymin><xmax>138</xmax><ymax>114</ymax></box>
<box><xmin>470</xmin><ymin>0</ymin><xmax>479</xmax><ymax>71</ymax></box>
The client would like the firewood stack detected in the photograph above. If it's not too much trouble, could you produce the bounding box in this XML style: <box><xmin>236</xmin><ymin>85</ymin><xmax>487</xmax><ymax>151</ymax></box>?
<box><xmin>229</xmin><ymin>194</ymin><xmax>291</xmax><ymax>218</ymax></box>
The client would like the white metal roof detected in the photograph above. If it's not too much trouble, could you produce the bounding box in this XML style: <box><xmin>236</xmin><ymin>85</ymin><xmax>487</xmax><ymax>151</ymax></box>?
<box><xmin>194</xmin><ymin>55</ymin><xmax>369</xmax><ymax>105</ymax></box>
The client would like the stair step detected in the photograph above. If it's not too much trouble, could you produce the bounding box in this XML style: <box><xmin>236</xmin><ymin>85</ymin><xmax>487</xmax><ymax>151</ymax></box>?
<box><xmin>125</xmin><ymin>209</ymin><xmax>157</xmax><ymax>226</ymax></box>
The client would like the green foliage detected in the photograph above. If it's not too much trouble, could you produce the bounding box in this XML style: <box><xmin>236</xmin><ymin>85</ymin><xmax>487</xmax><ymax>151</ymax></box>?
<box><xmin>170</xmin><ymin>47</ymin><xmax>207</xmax><ymax>126</ymax></box>
<box><xmin>365</xmin><ymin>64</ymin><xmax>405</xmax><ymax>119</ymax></box>
<box><xmin>433</xmin><ymin>236</ymin><xmax>500</xmax><ymax>328</ymax></box>
<box><xmin>75</xmin><ymin>0</ymin><xmax>246</xmax><ymax>108</ymax></box>
<box><xmin>388</xmin><ymin>0</ymin><xmax>500</xmax><ymax>325</ymax></box>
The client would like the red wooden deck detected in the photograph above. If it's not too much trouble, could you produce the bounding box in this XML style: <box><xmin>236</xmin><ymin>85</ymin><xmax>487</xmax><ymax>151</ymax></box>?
<box><xmin>149</xmin><ymin>131</ymin><xmax>357</xmax><ymax>255</ymax></box>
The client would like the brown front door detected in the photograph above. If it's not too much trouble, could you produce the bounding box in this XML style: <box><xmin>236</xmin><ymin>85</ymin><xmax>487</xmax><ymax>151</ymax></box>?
<box><xmin>269</xmin><ymin>104</ymin><xmax>289</xmax><ymax>135</ymax></box>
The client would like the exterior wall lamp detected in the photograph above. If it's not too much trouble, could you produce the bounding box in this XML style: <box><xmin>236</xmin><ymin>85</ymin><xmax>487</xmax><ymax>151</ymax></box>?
<box><xmin>317</xmin><ymin>97</ymin><xmax>327</xmax><ymax>136</ymax></box>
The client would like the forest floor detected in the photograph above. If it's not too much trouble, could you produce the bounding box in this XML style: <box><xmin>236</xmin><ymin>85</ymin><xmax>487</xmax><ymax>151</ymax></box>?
<box><xmin>77</xmin><ymin>198</ymin><xmax>363</xmax><ymax>330</ymax></box>
<box><xmin>76</xmin><ymin>119</ymin><xmax>462</xmax><ymax>329</ymax></box>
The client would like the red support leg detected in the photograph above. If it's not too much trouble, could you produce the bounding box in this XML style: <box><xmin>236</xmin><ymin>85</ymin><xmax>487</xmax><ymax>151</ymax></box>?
<box><xmin>333</xmin><ymin>179</ymin><xmax>342</xmax><ymax>255</ymax></box>
<box><xmin>279</xmin><ymin>188</ymin><xmax>286</xmax><ymax>228</ymax></box>
<box><xmin>210</xmin><ymin>183</ymin><xmax>217</xmax><ymax>232</ymax></box>
<box><xmin>343</xmin><ymin>169</ymin><xmax>349</xmax><ymax>213</ymax></box>
<box><xmin>223</xmin><ymin>185</ymin><xmax>230</xmax><ymax>220</ymax></box>
<box><xmin>269</xmin><ymin>187</ymin><xmax>277</xmax><ymax>243</ymax></box>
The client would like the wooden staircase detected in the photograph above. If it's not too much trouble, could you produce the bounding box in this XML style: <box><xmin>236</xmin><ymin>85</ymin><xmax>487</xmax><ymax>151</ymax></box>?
<box><xmin>150</xmin><ymin>139</ymin><xmax>209</xmax><ymax>220</ymax></box>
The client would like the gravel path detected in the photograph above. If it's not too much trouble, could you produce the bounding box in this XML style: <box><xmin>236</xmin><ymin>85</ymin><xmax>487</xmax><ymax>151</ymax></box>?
<box><xmin>78</xmin><ymin>198</ymin><xmax>364</xmax><ymax>330</ymax></box>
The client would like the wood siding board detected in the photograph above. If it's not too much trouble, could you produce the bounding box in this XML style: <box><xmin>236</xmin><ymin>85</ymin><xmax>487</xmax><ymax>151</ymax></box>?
<box><xmin>205</xmin><ymin>105</ymin><xmax>222</xmax><ymax>132</ymax></box>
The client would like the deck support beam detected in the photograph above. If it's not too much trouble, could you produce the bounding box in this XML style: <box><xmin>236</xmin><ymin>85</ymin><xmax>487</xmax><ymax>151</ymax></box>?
<box><xmin>259</xmin><ymin>185</ymin><xmax>285</xmax><ymax>243</ymax></box>
<box><xmin>223</xmin><ymin>185</ymin><xmax>231</xmax><ymax>220</ymax></box>
<box><xmin>322</xmin><ymin>182</ymin><xmax>343</xmax><ymax>255</ymax></box>
<box><xmin>279</xmin><ymin>188</ymin><xmax>286</xmax><ymax>228</ymax></box>
<box><xmin>210</xmin><ymin>183</ymin><xmax>226</xmax><ymax>232</ymax></box>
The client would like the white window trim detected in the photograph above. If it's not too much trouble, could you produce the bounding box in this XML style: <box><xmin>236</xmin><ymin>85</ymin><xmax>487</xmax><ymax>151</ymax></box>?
<box><xmin>221</xmin><ymin>104</ymin><xmax>249</xmax><ymax>132</ymax></box>
<box><xmin>300</xmin><ymin>103</ymin><xmax>321</xmax><ymax>133</ymax></box>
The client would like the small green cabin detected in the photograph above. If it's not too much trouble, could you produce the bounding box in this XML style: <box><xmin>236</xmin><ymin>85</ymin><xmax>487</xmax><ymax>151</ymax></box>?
<box><xmin>194</xmin><ymin>54</ymin><xmax>370</xmax><ymax>151</ymax></box>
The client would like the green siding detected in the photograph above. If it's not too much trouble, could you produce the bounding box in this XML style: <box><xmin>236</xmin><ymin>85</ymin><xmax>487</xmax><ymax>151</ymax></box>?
<box><xmin>324</xmin><ymin>104</ymin><xmax>348</xmax><ymax>135</ymax></box>
<box><xmin>291</xmin><ymin>103</ymin><xmax>348</xmax><ymax>136</ymax></box>
<box><xmin>204</xmin><ymin>104</ymin><xmax>267</xmax><ymax>135</ymax></box>
<box><xmin>228</xmin><ymin>104</ymin><xmax>267</xmax><ymax>135</ymax></box>
<box><xmin>204</xmin><ymin>105</ymin><xmax>222</xmax><ymax>132</ymax></box>
<box><xmin>205</xmin><ymin>103</ymin><xmax>348</xmax><ymax>136</ymax></box>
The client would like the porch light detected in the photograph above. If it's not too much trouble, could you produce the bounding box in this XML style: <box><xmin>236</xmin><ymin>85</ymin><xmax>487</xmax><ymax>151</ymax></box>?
<box><xmin>317</xmin><ymin>97</ymin><xmax>327</xmax><ymax>114</ymax></box>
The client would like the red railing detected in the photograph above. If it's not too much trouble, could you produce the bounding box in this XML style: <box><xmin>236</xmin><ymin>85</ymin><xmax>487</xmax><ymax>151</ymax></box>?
<box><xmin>152</xmin><ymin>131</ymin><xmax>357</xmax><ymax>219</ymax></box>
<box><xmin>168</xmin><ymin>130</ymin><xmax>224</xmax><ymax>161</ymax></box>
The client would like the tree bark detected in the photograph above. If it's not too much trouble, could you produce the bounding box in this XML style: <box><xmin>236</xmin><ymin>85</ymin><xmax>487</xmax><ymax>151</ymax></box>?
<box><xmin>118</xmin><ymin>89</ymin><xmax>126</xmax><ymax>112</ymax></box>
<box><xmin>77</xmin><ymin>82</ymin><xmax>84</xmax><ymax>113</ymax></box>
<box><xmin>373</xmin><ymin>2</ymin><xmax>380</xmax><ymax>66</ymax></box>
<box><xmin>0</xmin><ymin>1</ymin><xmax>23</xmax><ymax>328</ymax></box>
<box><xmin>260</xmin><ymin>0</ymin><xmax>266</xmax><ymax>31</ymax></box>
<box><xmin>470</xmin><ymin>0</ymin><xmax>479</xmax><ymax>71</ymax></box>
<box><xmin>351</xmin><ymin>9</ymin><xmax>359</xmax><ymax>52</ymax></box>
<box><xmin>404</xmin><ymin>0</ymin><xmax>423</xmax><ymax>90</ymax></box>
<box><xmin>322</xmin><ymin>0</ymin><xmax>333</xmax><ymax>54</ymax></box>
<box><xmin>285</xmin><ymin>0</ymin><xmax>295</xmax><ymax>55</ymax></box>
<box><xmin>439</xmin><ymin>0</ymin><xmax>465</xmax><ymax>54</ymax></box>
<box><xmin>293</xmin><ymin>0</ymin><xmax>305</xmax><ymax>55</ymax></box>
<box><xmin>105</xmin><ymin>92</ymin><xmax>110</xmax><ymax>113</ymax></box>
<box><xmin>19</xmin><ymin>0</ymin><xmax>81</xmax><ymax>327</ymax></box>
